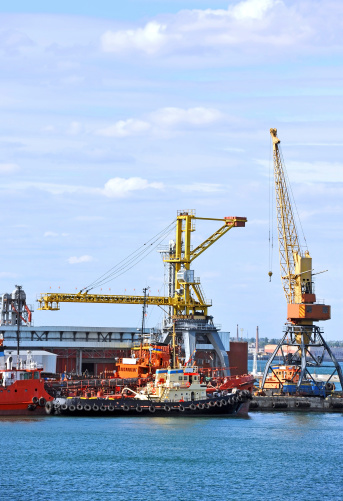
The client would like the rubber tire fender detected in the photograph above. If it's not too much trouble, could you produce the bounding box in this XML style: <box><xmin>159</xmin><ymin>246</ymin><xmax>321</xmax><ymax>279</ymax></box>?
<box><xmin>108</xmin><ymin>405</ymin><xmax>115</xmax><ymax>412</ymax></box>
<box><xmin>136</xmin><ymin>405</ymin><xmax>143</xmax><ymax>413</ymax></box>
<box><xmin>69</xmin><ymin>405</ymin><xmax>76</xmax><ymax>412</ymax></box>
<box><xmin>122</xmin><ymin>404</ymin><xmax>130</xmax><ymax>412</ymax></box>
<box><xmin>76</xmin><ymin>404</ymin><xmax>83</xmax><ymax>411</ymax></box>
<box><xmin>221</xmin><ymin>399</ymin><xmax>227</xmax><ymax>406</ymax></box>
<box><xmin>197</xmin><ymin>403</ymin><xmax>205</xmax><ymax>410</ymax></box>
<box><xmin>100</xmin><ymin>405</ymin><xmax>107</xmax><ymax>412</ymax></box>
<box><xmin>84</xmin><ymin>404</ymin><xmax>92</xmax><ymax>411</ymax></box>
<box><xmin>149</xmin><ymin>405</ymin><xmax>156</xmax><ymax>413</ymax></box>
<box><xmin>93</xmin><ymin>404</ymin><xmax>99</xmax><ymax>411</ymax></box>
<box><xmin>45</xmin><ymin>401</ymin><xmax>53</xmax><ymax>415</ymax></box>
<box><xmin>32</xmin><ymin>396</ymin><xmax>39</xmax><ymax>404</ymax></box>
<box><xmin>189</xmin><ymin>403</ymin><xmax>196</xmax><ymax>410</ymax></box>
<box><xmin>61</xmin><ymin>404</ymin><xmax>68</xmax><ymax>411</ymax></box>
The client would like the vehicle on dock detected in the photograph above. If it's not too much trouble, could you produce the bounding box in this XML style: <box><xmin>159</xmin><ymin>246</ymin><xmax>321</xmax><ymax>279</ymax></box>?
<box><xmin>260</xmin><ymin>365</ymin><xmax>334</xmax><ymax>397</ymax></box>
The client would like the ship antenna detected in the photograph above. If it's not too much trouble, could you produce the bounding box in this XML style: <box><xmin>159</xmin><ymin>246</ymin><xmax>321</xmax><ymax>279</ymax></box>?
<box><xmin>172</xmin><ymin>322</ymin><xmax>177</xmax><ymax>369</ymax></box>
<box><xmin>141</xmin><ymin>286</ymin><xmax>150</xmax><ymax>348</ymax></box>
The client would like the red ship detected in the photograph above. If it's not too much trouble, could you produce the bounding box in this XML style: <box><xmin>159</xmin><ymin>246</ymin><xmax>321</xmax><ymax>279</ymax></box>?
<box><xmin>0</xmin><ymin>338</ymin><xmax>53</xmax><ymax>416</ymax></box>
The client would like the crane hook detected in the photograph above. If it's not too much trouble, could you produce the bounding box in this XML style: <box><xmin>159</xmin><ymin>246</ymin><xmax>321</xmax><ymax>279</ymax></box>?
<box><xmin>268</xmin><ymin>271</ymin><xmax>273</xmax><ymax>282</ymax></box>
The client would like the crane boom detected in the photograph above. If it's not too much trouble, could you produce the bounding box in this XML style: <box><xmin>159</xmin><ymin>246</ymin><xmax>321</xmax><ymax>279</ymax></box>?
<box><xmin>38</xmin><ymin>212</ymin><xmax>247</xmax><ymax>317</ymax></box>
<box><xmin>270</xmin><ymin>128</ymin><xmax>301</xmax><ymax>304</ymax></box>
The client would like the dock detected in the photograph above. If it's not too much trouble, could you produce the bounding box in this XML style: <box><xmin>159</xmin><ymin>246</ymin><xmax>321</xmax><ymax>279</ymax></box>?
<box><xmin>249</xmin><ymin>395</ymin><xmax>343</xmax><ymax>412</ymax></box>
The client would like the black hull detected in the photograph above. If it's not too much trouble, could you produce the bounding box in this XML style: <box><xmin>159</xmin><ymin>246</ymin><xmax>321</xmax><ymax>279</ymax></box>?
<box><xmin>47</xmin><ymin>391</ymin><xmax>252</xmax><ymax>417</ymax></box>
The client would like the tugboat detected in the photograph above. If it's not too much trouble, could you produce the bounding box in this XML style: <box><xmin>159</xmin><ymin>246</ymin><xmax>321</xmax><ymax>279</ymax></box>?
<box><xmin>0</xmin><ymin>338</ymin><xmax>54</xmax><ymax>416</ymax></box>
<box><xmin>47</xmin><ymin>327</ymin><xmax>252</xmax><ymax>417</ymax></box>
<box><xmin>48</xmin><ymin>363</ymin><xmax>252</xmax><ymax>416</ymax></box>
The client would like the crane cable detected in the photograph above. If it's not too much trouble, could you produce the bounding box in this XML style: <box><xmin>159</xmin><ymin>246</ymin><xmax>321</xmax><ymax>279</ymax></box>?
<box><xmin>81</xmin><ymin>221</ymin><xmax>176</xmax><ymax>292</ymax></box>
<box><xmin>268</xmin><ymin>134</ymin><xmax>274</xmax><ymax>281</ymax></box>
<box><xmin>279</xmin><ymin>146</ymin><xmax>308</xmax><ymax>253</ymax></box>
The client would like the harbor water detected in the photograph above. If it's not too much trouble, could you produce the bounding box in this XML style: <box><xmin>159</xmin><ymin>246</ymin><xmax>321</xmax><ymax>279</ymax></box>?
<box><xmin>1</xmin><ymin>411</ymin><xmax>342</xmax><ymax>501</ymax></box>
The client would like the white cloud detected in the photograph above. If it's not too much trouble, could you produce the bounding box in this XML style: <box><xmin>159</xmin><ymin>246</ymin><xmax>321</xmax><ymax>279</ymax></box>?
<box><xmin>0</xmin><ymin>163</ymin><xmax>19</xmax><ymax>174</ymax></box>
<box><xmin>175</xmin><ymin>182</ymin><xmax>224</xmax><ymax>193</ymax></box>
<box><xmin>0</xmin><ymin>177</ymin><xmax>165</xmax><ymax>198</ymax></box>
<box><xmin>68</xmin><ymin>255</ymin><xmax>94</xmax><ymax>264</ymax></box>
<box><xmin>44</xmin><ymin>231</ymin><xmax>69</xmax><ymax>237</ymax></box>
<box><xmin>67</xmin><ymin>121</ymin><xmax>82</xmax><ymax>135</ymax></box>
<box><xmin>151</xmin><ymin>107</ymin><xmax>222</xmax><ymax>126</ymax></box>
<box><xmin>95</xmin><ymin>106</ymin><xmax>222</xmax><ymax>138</ymax></box>
<box><xmin>0</xmin><ymin>28</ymin><xmax>34</xmax><ymax>54</ymax></box>
<box><xmin>96</xmin><ymin>119</ymin><xmax>151</xmax><ymax>137</ymax></box>
<box><xmin>99</xmin><ymin>0</ymin><xmax>343</xmax><ymax>60</ymax></box>
<box><xmin>102</xmin><ymin>177</ymin><xmax>164</xmax><ymax>198</ymax></box>
<box><xmin>230</xmin><ymin>0</ymin><xmax>279</xmax><ymax>20</ymax></box>
<box><xmin>101</xmin><ymin>21</ymin><xmax>171</xmax><ymax>55</ymax></box>
<box><xmin>258</xmin><ymin>159</ymin><xmax>343</xmax><ymax>183</ymax></box>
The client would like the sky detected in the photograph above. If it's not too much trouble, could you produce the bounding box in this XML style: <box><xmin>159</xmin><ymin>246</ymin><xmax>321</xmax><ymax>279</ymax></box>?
<box><xmin>1</xmin><ymin>0</ymin><xmax>343</xmax><ymax>341</ymax></box>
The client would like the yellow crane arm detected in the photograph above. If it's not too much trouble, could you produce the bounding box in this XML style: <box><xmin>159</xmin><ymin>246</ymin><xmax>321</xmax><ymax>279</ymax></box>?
<box><xmin>37</xmin><ymin>292</ymin><xmax>210</xmax><ymax>312</ymax></box>
<box><xmin>270</xmin><ymin>128</ymin><xmax>301</xmax><ymax>304</ymax></box>
<box><xmin>189</xmin><ymin>217</ymin><xmax>247</xmax><ymax>263</ymax></box>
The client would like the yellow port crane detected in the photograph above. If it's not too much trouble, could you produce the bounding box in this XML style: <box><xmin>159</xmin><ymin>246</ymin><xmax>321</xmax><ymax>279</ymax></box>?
<box><xmin>261</xmin><ymin>128</ymin><xmax>343</xmax><ymax>392</ymax></box>
<box><xmin>38</xmin><ymin>211</ymin><xmax>247</xmax><ymax>318</ymax></box>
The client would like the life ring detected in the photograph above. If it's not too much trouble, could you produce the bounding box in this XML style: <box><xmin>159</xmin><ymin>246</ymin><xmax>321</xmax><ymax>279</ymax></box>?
<box><xmin>189</xmin><ymin>403</ymin><xmax>196</xmax><ymax>410</ymax></box>
<box><xmin>32</xmin><ymin>396</ymin><xmax>39</xmax><ymax>404</ymax></box>
<box><xmin>61</xmin><ymin>404</ymin><xmax>68</xmax><ymax>411</ymax></box>
<box><xmin>84</xmin><ymin>404</ymin><xmax>92</xmax><ymax>411</ymax></box>
<box><xmin>164</xmin><ymin>405</ymin><xmax>171</xmax><ymax>412</ymax></box>
<box><xmin>39</xmin><ymin>397</ymin><xmax>46</xmax><ymax>407</ymax></box>
<box><xmin>178</xmin><ymin>405</ymin><xmax>185</xmax><ymax>412</ymax></box>
<box><xmin>100</xmin><ymin>405</ymin><xmax>107</xmax><ymax>412</ymax></box>
<box><xmin>136</xmin><ymin>405</ymin><xmax>143</xmax><ymax>413</ymax></box>
<box><xmin>76</xmin><ymin>404</ymin><xmax>83</xmax><ymax>411</ymax></box>
<box><xmin>159</xmin><ymin>378</ymin><xmax>165</xmax><ymax>384</ymax></box>
<box><xmin>69</xmin><ymin>405</ymin><xmax>76</xmax><ymax>412</ymax></box>
<box><xmin>108</xmin><ymin>405</ymin><xmax>115</xmax><ymax>412</ymax></box>
<box><xmin>45</xmin><ymin>401</ymin><xmax>53</xmax><ymax>415</ymax></box>
<box><xmin>122</xmin><ymin>404</ymin><xmax>130</xmax><ymax>412</ymax></box>
<box><xmin>149</xmin><ymin>405</ymin><xmax>156</xmax><ymax>413</ymax></box>
<box><xmin>92</xmin><ymin>404</ymin><xmax>99</xmax><ymax>411</ymax></box>
<box><xmin>197</xmin><ymin>403</ymin><xmax>205</xmax><ymax>410</ymax></box>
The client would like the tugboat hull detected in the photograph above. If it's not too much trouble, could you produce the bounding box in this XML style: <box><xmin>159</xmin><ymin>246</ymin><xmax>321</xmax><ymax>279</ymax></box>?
<box><xmin>48</xmin><ymin>391</ymin><xmax>252</xmax><ymax>417</ymax></box>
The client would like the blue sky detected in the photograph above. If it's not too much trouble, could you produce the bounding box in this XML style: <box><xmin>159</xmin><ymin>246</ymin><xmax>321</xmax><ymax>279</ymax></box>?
<box><xmin>1</xmin><ymin>0</ymin><xmax>343</xmax><ymax>340</ymax></box>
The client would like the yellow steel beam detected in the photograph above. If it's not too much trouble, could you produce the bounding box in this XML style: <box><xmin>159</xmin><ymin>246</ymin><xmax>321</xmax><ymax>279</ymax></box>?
<box><xmin>37</xmin><ymin>292</ymin><xmax>211</xmax><ymax>311</ymax></box>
